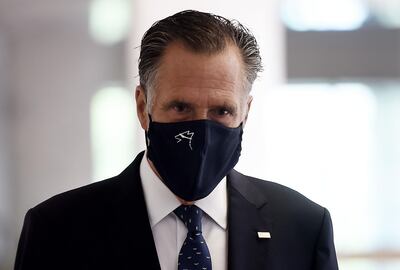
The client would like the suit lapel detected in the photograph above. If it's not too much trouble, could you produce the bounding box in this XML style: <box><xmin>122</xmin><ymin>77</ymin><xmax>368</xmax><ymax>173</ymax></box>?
<box><xmin>227</xmin><ymin>170</ymin><xmax>273</xmax><ymax>270</ymax></box>
<box><xmin>109</xmin><ymin>152</ymin><xmax>161</xmax><ymax>270</ymax></box>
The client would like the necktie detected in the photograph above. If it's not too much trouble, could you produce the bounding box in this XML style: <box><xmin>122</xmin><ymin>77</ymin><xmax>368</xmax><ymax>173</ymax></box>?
<box><xmin>174</xmin><ymin>205</ymin><xmax>212</xmax><ymax>270</ymax></box>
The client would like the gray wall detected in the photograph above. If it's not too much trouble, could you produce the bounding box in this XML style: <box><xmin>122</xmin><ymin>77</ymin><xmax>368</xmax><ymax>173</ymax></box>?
<box><xmin>0</xmin><ymin>1</ymin><xmax>126</xmax><ymax>268</ymax></box>
<box><xmin>0</xmin><ymin>29</ymin><xmax>13</xmax><ymax>270</ymax></box>
<box><xmin>286</xmin><ymin>28</ymin><xmax>400</xmax><ymax>79</ymax></box>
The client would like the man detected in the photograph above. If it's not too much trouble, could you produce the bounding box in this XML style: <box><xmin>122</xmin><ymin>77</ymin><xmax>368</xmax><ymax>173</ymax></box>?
<box><xmin>15</xmin><ymin>10</ymin><xmax>338</xmax><ymax>270</ymax></box>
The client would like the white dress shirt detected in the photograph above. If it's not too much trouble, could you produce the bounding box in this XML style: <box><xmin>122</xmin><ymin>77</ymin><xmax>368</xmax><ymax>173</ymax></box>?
<box><xmin>140</xmin><ymin>153</ymin><xmax>228</xmax><ymax>270</ymax></box>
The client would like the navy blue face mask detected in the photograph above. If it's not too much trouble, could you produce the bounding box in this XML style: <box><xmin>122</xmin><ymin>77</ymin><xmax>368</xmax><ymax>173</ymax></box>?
<box><xmin>146</xmin><ymin>116</ymin><xmax>243</xmax><ymax>201</ymax></box>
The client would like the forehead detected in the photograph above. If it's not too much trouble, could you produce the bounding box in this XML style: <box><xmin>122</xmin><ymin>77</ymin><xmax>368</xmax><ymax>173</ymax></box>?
<box><xmin>153</xmin><ymin>42</ymin><xmax>245</xmax><ymax>96</ymax></box>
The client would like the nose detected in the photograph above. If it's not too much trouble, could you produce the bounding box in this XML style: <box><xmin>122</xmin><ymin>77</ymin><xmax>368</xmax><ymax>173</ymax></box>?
<box><xmin>191</xmin><ymin>109</ymin><xmax>209</xmax><ymax>121</ymax></box>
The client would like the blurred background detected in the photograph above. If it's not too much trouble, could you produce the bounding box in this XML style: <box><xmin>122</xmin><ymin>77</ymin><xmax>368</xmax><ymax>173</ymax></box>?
<box><xmin>0</xmin><ymin>0</ymin><xmax>399</xmax><ymax>269</ymax></box>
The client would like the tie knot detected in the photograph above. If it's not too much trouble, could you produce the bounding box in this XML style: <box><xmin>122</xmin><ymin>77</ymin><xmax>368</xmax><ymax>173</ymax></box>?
<box><xmin>174</xmin><ymin>205</ymin><xmax>203</xmax><ymax>233</ymax></box>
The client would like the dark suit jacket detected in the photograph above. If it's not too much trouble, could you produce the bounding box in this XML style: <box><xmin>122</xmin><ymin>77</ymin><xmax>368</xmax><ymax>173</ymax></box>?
<box><xmin>15</xmin><ymin>151</ymin><xmax>338</xmax><ymax>270</ymax></box>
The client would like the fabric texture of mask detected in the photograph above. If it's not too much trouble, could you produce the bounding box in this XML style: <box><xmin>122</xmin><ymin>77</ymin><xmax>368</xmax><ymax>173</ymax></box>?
<box><xmin>146</xmin><ymin>117</ymin><xmax>243</xmax><ymax>201</ymax></box>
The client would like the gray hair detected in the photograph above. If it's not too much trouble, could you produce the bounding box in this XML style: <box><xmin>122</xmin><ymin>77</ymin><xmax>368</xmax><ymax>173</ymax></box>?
<box><xmin>138</xmin><ymin>10</ymin><xmax>263</xmax><ymax>104</ymax></box>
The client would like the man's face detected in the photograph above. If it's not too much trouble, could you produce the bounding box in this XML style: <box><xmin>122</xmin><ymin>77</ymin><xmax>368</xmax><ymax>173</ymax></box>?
<box><xmin>136</xmin><ymin>42</ymin><xmax>252</xmax><ymax>129</ymax></box>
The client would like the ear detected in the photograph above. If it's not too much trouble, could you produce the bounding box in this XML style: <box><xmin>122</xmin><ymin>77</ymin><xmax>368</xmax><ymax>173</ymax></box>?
<box><xmin>135</xmin><ymin>85</ymin><xmax>149</xmax><ymax>130</ymax></box>
<box><xmin>243</xmin><ymin>95</ymin><xmax>253</xmax><ymax>127</ymax></box>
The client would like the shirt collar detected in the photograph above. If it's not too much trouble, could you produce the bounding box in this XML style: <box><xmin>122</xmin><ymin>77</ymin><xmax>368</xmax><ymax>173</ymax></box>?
<box><xmin>139</xmin><ymin>152</ymin><xmax>227</xmax><ymax>230</ymax></box>
<box><xmin>196</xmin><ymin>177</ymin><xmax>227</xmax><ymax>229</ymax></box>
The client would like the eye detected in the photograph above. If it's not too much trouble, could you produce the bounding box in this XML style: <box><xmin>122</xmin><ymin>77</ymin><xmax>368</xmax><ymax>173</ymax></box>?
<box><xmin>211</xmin><ymin>106</ymin><xmax>235</xmax><ymax>118</ymax></box>
<box><xmin>172</xmin><ymin>102</ymin><xmax>191</xmax><ymax>113</ymax></box>
<box><xmin>216</xmin><ymin>108</ymin><xmax>231</xmax><ymax>116</ymax></box>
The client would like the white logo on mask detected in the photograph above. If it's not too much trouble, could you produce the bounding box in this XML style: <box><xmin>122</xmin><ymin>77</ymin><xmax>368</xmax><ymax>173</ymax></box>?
<box><xmin>175</xmin><ymin>131</ymin><xmax>194</xmax><ymax>150</ymax></box>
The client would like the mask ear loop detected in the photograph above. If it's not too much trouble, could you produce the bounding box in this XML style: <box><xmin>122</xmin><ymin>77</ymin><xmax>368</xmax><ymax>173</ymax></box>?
<box><xmin>145</xmin><ymin>114</ymin><xmax>153</xmax><ymax>149</ymax></box>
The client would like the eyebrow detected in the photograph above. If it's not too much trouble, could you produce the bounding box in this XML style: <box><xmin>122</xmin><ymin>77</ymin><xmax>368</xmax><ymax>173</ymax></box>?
<box><xmin>162</xmin><ymin>99</ymin><xmax>239</xmax><ymax>115</ymax></box>
<box><xmin>161</xmin><ymin>99</ymin><xmax>192</xmax><ymax>111</ymax></box>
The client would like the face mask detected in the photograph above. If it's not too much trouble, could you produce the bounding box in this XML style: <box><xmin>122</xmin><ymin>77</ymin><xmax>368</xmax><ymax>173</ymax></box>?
<box><xmin>145</xmin><ymin>116</ymin><xmax>243</xmax><ymax>201</ymax></box>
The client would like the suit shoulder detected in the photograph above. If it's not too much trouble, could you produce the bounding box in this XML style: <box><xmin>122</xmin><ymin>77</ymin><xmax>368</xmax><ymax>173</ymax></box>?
<box><xmin>231</xmin><ymin>170</ymin><xmax>329</xmax><ymax>239</ymax></box>
<box><xmin>31</xmin><ymin>175</ymin><xmax>122</xmax><ymax>219</ymax></box>
<box><xmin>30</xmin><ymin>153</ymin><xmax>144</xmax><ymax>219</ymax></box>
<box><xmin>231</xmin><ymin>170</ymin><xmax>325</xmax><ymax>215</ymax></box>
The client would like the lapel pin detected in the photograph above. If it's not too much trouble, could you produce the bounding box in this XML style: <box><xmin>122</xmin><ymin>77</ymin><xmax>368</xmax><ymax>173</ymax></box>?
<box><xmin>257</xmin><ymin>231</ymin><xmax>271</xmax><ymax>239</ymax></box>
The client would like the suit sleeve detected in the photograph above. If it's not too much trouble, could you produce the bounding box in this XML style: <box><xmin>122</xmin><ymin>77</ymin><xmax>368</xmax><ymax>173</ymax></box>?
<box><xmin>312</xmin><ymin>208</ymin><xmax>339</xmax><ymax>270</ymax></box>
<box><xmin>14</xmin><ymin>208</ymin><xmax>48</xmax><ymax>270</ymax></box>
